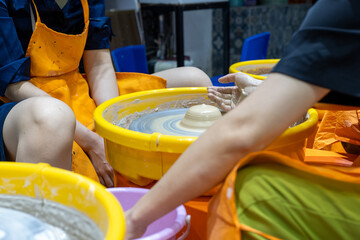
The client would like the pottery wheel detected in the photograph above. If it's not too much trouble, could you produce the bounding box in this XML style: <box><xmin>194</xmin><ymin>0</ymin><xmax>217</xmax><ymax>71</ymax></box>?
<box><xmin>129</xmin><ymin>104</ymin><xmax>222</xmax><ymax>136</ymax></box>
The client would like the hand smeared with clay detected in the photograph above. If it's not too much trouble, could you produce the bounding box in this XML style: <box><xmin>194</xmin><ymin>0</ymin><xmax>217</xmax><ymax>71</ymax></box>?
<box><xmin>207</xmin><ymin>72</ymin><xmax>263</xmax><ymax>112</ymax></box>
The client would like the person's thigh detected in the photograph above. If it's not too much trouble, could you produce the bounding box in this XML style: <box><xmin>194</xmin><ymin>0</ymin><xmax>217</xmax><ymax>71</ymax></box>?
<box><xmin>235</xmin><ymin>163</ymin><xmax>360</xmax><ymax>240</ymax></box>
<box><xmin>153</xmin><ymin>66</ymin><xmax>212</xmax><ymax>88</ymax></box>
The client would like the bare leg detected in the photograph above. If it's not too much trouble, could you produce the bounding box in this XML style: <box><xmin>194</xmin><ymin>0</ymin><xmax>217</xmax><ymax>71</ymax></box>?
<box><xmin>3</xmin><ymin>97</ymin><xmax>76</xmax><ymax>170</ymax></box>
<box><xmin>153</xmin><ymin>66</ymin><xmax>212</xmax><ymax>87</ymax></box>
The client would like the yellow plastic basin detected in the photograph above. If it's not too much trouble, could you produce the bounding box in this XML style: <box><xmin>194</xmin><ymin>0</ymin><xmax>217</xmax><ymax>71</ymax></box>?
<box><xmin>0</xmin><ymin>162</ymin><xmax>125</xmax><ymax>240</ymax></box>
<box><xmin>94</xmin><ymin>87</ymin><xmax>318</xmax><ymax>186</ymax></box>
<box><xmin>229</xmin><ymin>59</ymin><xmax>280</xmax><ymax>79</ymax></box>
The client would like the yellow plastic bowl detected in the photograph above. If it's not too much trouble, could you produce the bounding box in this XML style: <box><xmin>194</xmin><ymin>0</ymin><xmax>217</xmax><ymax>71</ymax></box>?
<box><xmin>0</xmin><ymin>162</ymin><xmax>125</xmax><ymax>240</ymax></box>
<box><xmin>229</xmin><ymin>59</ymin><xmax>280</xmax><ymax>80</ymax></box>
<box><xmin>94</xmin><ymin>87</ymin><xmax>318</xmax><ymax>186</ymax></box>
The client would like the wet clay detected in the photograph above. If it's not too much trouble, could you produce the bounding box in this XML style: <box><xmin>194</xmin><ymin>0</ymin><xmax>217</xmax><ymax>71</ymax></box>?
<box><xmin>179</xmin><ymin>104</ymin><xmax>222</xmax><ymax>129</ymax></box>
<box><xmin>237</xmin><ymin>66</ymin><xmax>273</xmax><ymax>75</ymax></box>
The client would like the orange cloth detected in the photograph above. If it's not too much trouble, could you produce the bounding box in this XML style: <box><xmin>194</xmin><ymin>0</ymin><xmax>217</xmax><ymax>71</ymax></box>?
<box><xmin>207</xmin><ymin>150</ymin><xmax>360</xmax><ymax>240</ymax></box>
<box><xmin>304</xmin><ymin>148</ymin><xmax>359</xmax><ymax>167</ymax></box>
<box><xmin>183</xmin><ymin>197</ymin><xmax>211</xmax><ymax>240</ymax></box>
<box><xmin>15</xmin><ymin>0</ymin><xmax>167</xmax><ymax>183</ymax></box>
<box><xmin>310</xmin><ymin>104</ymin><xmax>360</xmax><ymax>152</ymax></box>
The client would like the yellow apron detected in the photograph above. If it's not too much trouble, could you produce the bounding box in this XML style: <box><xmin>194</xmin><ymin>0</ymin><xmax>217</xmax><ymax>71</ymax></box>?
<box><xmin>22</xmin><ymin>0</ymin><xmax>166</xmax><ymax>182</ymax></box>
<box><xmin>207</xmin><ymin>151</ymin><xmax>360</xmax><ymax>240</ymax></box>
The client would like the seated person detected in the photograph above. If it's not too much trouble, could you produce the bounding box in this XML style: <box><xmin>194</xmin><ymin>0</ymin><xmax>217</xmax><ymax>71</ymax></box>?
<box><xmin>0</xmin><ymin>0</ymin><xmax>212</xmax><ymax>187</ymax></box>
<box><xmin>125</xmin><ymin>0</ymin><xmax>360</xmax><ymax>239</ymax></box>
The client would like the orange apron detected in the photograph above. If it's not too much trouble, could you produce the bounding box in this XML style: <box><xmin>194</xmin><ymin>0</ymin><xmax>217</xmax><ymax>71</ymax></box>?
<box><xmin>22</xmin><ymin>1</ymin><xmax>166</xmax><ymax>182</ymax></box>
<box><xmin>207</xmin><ymin>150</ymin><xmax>360</xmax><ymax>240</ymax></box>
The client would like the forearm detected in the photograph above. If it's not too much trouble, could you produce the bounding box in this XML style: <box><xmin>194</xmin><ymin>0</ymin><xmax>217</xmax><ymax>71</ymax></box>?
<box><xmin>127</xmin><ymin>73</ymin><xmax>330</xmax><ymax>227</ymax></box>
<box><xmin>83</xmin><ymin>49</ymin><xmax>119</xmax><ymax>106</ymax></box>
<box><xmin>4</xmin><ymin>81</ymin><xmax>49</xmax><ymax>101</ymax></box>
<box><xmin>73</xmin><ymin>106</ymin><xmax>114</xmax><ymax>187</ymax></box>
<box><xmin>73</xmin><ymin>119</ymin><xmax>102</xmax><ymax>151</ymax></box>
<box><xmin>127</xmin><ymin>120</ymin><xmax>250</xmax><ymax>227</ymax></box>
<box><xmin>127</xmin><ymin>107</ymin><xmax>264</xmax><ymax>227</ymax></box>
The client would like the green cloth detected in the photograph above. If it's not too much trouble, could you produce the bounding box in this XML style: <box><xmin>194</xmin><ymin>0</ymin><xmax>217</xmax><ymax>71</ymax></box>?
<box><xmin>234</xmin><ymin>163</ymin><xmax>360</xmax><ymax>240</ymax></box>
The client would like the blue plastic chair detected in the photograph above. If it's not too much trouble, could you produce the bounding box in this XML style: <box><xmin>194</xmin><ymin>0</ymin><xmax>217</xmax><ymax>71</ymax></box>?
<box><xmin>240</xmin><ymin>32</ymin><xmax>270</xmax><ymax>62</ymax></box>
<box><xmin>211</xmin><ymin>32</ymin><xmax>270</xmax><ymax>86</ymax></box>
<box><xmin>111</xmin><ymin>45</ymin><xmax>149</xmax><ymax>74</ymax></box>
<box><xmin>210</xmin><ymin>75</ymin><xmax>236</xmax><ymax>86</ymax></box>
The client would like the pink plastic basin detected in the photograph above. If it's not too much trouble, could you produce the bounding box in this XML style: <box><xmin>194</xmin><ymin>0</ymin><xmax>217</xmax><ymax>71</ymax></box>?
<box><xmin>107</xmin><ymin>187</ymin><xmax>188</xmax><ymax>240</ymax></box>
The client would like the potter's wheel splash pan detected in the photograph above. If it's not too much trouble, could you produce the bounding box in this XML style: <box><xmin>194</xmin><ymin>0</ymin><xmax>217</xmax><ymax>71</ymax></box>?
<box><xmin>95</xmin><ymin>88</ymin><xmax>213</xmax><ymax>154</ymax></box>
<box><xmin>94</xmin><ymin>87</ymin><xmax>318</xmax><ymax>186</ymax></box>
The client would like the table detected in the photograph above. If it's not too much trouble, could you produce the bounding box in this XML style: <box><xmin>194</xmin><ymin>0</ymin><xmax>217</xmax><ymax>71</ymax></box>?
<box><xmin>140</xmin><ymin>0</ymin><xmax>230</xmax><ymax>74</ymax></box>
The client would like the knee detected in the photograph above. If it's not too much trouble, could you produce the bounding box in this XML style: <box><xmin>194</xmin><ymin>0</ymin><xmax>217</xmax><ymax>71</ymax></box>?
<box><xmin>26</xmin><ymin>97</ymin><xmax>76</xmax><ymax>134</ymax></box>
<box><xmin>182</xmin><ymin>67</ymin><xmax>212</xmax><ymax>87</ymax></box>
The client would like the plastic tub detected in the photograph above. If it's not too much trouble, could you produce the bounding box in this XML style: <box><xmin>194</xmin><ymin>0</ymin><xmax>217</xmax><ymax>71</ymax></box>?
<box><xmin>0</xmin><ymin>162</ymin><xmax>125</xmax><ymax>240</ymax></box>
<box><xmin>94</xmin><ymin>87</ymin><xmax>318</xmax><ymax>186</ymax></box>
<box><xmin>108</xmin><ymin>187</ymin><xmax>190</xmax><ymax>240</ymax></box>
<box><xmin>229</xmin><ymin>59</ymin><xmax>280</xmax><ymax>79</ymax></box>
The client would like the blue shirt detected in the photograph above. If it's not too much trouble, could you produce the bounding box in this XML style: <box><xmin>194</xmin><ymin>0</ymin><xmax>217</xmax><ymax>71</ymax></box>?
<box><xmin>0</xmin><ymin>0</ymin><xmax>112</xmax><ymax>96</ymax></box>
<box><xmin>273</xmin><ymin>0</ymin><xmax>360</xmax><ymax>107</ymax></box>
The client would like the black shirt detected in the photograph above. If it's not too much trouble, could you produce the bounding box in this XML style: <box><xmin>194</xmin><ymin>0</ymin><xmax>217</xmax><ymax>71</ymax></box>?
<box><xmin>273</xmin><ymin>0</ymin><xmax>360</xmax><ymax>107</ymax></box>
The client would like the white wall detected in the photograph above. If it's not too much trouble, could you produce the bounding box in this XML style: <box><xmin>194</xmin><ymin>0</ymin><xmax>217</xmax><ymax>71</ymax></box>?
<box><xmin>183</xmin><ymin>10</ymin><xmax>213</xmax><ymax>75</ymax></box>
<box><xmin>105</xmin><ymin>0</ymin><xmax>213</xmax><ymax>75</ymax></box>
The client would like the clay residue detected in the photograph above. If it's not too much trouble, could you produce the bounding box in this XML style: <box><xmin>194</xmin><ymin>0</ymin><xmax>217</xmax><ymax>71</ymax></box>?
<box><xmin>237</xmin><ymin>67</ymin><xmax>272</xmax><ymax>75</ymax></box>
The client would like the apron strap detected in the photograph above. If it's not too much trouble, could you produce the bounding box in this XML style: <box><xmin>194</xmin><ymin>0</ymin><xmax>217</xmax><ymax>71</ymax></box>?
<box><xmin>80</xmin><ymin>0</ymin><xmax>89</xmax><ymax>25</ymax></box>
<box><xmin>30</xmin><ymin>0</ymin><xmax>89</xmax><ymax>28</ymax></box>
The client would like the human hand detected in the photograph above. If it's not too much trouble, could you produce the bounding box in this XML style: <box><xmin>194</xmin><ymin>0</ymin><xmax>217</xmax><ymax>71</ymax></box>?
<box><xmin>207</xmin><ymin>72</ymin><xmax>263</xmax><ymax>112</ymax></box>
<box><xmin>88</xmin><ymin>140</ymin><xmax>114</xmax><ymax>188</ymax></box>
<box><xmin>74</xmin><ymin>121</ymin><xmax>114</xmax><ymax>187</ymax></box>
<box><xmin>124</xmin><ymin>210</ymin><xmax>148</xmax><ymax>240</ymax></box>
<box><xmin>207</xmin><ymin>86</ymin><xmax>240</xmax><ymax>112</ymax></box>
<box><xmin>84</xmin><ymin>133</ymin><xmax>114</xmax><ymax>188</ymax></box>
